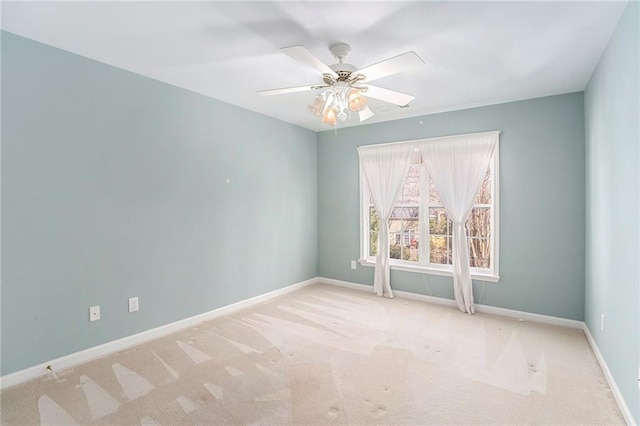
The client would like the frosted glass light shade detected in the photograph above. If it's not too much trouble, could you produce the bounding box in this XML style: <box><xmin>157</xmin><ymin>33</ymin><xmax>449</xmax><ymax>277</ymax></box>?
<box><xmin>321</xmin><ymin>107</ymin><xmax>337</xmax><ymax>126</ymax></box>
<box><xmin>347</xmin><ymin>89</ymin><xmax>367</xmax><ymax>112</ymax></box>
<box><xmin>306</xmin><ymin>95</ymin><xmax>325</xmax><ymax>116</ymax></box>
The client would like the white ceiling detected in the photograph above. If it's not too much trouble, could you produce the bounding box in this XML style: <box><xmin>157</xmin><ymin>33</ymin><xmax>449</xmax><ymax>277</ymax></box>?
<box><xmin>1</xmin><ymin>1</ymin><xmax>628</xmax><ymax>132</ymax></box>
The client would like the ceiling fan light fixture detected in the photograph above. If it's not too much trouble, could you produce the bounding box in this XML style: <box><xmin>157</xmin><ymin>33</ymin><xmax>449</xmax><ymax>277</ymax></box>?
<box><xmin>321</xmin><ymin>106</ymin><xmax>338</xmax><ymax>126</ymax></box>
<box><xmin>306</xmin><ymin>94</ymin><xmax>325</xmax><ymax>116</ymax></box>
<box><xmin>347</xmin><ymin>88</ymin><xmax>367</xmax><ymax>112</ymax></box>
<box><xmin>317</xmin><ymin>84</ymin><xmax>369</xmax><ymax>126</ymax></box>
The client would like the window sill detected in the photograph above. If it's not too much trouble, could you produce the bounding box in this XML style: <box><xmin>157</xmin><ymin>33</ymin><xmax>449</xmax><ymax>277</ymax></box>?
<box><xmin>358</xmin><ymin>259</ymin><xmax>500</xmax><ymax>283</ymax></box>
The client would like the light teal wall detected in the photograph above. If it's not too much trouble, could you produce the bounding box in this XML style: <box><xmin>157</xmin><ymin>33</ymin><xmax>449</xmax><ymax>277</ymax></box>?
<box><xmin>318</xmin><ymin>93</ymin><xmax>586</xmax><ymax>320</ymax></box>
<box><xmin>584</xmin><ymin>2</ymin><xmax>639</xmax><ymax>422</ymax></box>
<box><xmin>1</xmin><ymin>32</ymin><xmax>318</xmax><ymax>376</ymax></box>
<box><xmin>3</xmin><ymin>15</ymin><xmax>636</xmax><ymax>418</ymax></box>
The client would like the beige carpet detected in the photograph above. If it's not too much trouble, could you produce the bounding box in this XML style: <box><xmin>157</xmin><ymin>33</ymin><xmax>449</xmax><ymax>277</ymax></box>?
<box><xmin>0</xmin><ymin>283</ymin><xmax>624</xmax><ymax>425</ymax></box>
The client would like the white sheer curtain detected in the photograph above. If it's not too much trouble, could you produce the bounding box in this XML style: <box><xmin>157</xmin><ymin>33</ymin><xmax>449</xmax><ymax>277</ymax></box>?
<box><xmin>358</xmin><ymin>144</ymin><xmax>415</xmax><ymax>298</ymax></box>
<box><xmin>419</xmin><ymin>132</ymin><xmax>498</xmax><ymax>314</ymax></box>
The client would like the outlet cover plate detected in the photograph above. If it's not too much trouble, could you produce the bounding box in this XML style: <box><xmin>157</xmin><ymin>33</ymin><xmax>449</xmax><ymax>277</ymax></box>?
<box><xmin>89</xmin><ymin>305</ymin><xmax>100</xmax><ymax>322</ymax></box>
<box><xmin>128</xmin><ymin>297</ymin><xmax>139</xmax><ymax>312</ymax></box>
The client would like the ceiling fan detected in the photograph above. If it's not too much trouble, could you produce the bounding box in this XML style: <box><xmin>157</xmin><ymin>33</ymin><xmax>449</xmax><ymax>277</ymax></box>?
<box><xmin>258</xmin><ymin>43</ymin><xmax>424</xmax><ymax>127</ymax></box>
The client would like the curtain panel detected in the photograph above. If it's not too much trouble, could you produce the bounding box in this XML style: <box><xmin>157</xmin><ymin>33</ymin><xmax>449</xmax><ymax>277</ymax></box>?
<box><xmin>358</xmin><ymin>143</ymin><xmax>415</xmax><ymax>298</ymax></box>
<box><xmin>418</xmin><ymin>131</ymin><xmax>498</xmax><ymax>313</ymax></box>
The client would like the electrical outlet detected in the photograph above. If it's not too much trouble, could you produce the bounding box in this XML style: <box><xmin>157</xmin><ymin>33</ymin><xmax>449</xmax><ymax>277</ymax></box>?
<box><xmin>89</xmin><ymin>306</ymin><xmax>100</xmax><ymax>322</ymax></box>
<box><xmin>600</xmin><ymin>313</ymin><xmax>606</xmax><ymax>331</ymax></box>
<box><xmin>350</xmin><ymin>260</ymin><xmax>357</xmax><ymax>270</ymax></box>
<box><xmin>128</xmin><ymin>297</ymin><xmax>139</xmax><ymax>313</ymax></box>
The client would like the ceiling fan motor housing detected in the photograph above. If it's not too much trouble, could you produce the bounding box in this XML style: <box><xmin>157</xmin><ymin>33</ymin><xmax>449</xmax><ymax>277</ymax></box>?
<box><xmin>324</xmin><ymin>69</ymin><xmax>357</xmax><ymax>85</ymax></box>
<box><xmin>325</xmin><ymin>43</ymin><xmax>359</xmax><ymax>83</ymax></box>
<box><xmin>329</xmin><ymin>43</ymin><xmax>351</xmax><ymax>62</ymax></box>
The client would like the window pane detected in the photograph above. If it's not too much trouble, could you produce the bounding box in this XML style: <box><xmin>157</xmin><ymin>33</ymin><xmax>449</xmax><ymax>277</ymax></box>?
<box><xmin>369</xmin><ymin>231</ymin><xmax>378</xmax><ymax>256</ymax></box>
<box><xmin>388</xmin><ymin>207</ymin><xmax>420</xmax><ymax>262</ymax></box>
<box><xmin>469</xmin><ymin>238</ymin><xmax>490</xmax><ymax>268</ymax></box>
<box><xmin>390</xmin><ymin>207</ymin><xmax>419</xmax><ymax>233</ymax></box>
<box><xmin>390</xmin><ymin>232</ymin><xmax>402</xmax><ymax>259</ymax></box>
<box><xmin>391</xmin><ymin>207</ymin><xmax>419</xmax><ymax>218</ymax></box>
<box><xmin>429</xmin><ymin>177</ymin><xmax>442</xmax><ymax>204</ymax></box>
<box><xmin>369</xmin><ymin>206</ymin><xmax>379</xmax><ymax>257</ymax></box>
<box><xmin>429</xmin><ymin>208</ymin><xmax>451</xmax><ymax>236</ymax></box>
<box><xmin>401</xmin><ymin>165</ymin><xmax>421</xmax><ymax>204</ymax></box>
<box><xmin>404</xmin><ymin>210</ymin><xmax>419</xmax><ymax>233</ymax></box>
<box><xmin>369</xmin><ymin>206</ymin><xmax>379</xmax><ymax>233</ymax></box>
<box><xmin>400</xmin><ymin>207</ymin><xmax>419</xmax><ymax>231</ymax></box>
<box><xmin>405</xmin><ymin>206</ymin><xmax>420</xmax><ymax>218</ymax></box>
<box><xmin>475</xmin><ymin>168</ymin><xmax>492</xmax><ymax>204</ymax></box>
<box><xmin>467</xmin><ymin>207</ymin><xmax>491</xmax><ymax>238</ymax></box>
<box><xmin>390</xmin><ymin>243</ymin><xmax>413</xmax><ymax>261</ymax></box>
<box><xmin>389</xmin><ymin>215</ymin><xmax>402</xmax><ymax>233</ymax></box>
<box><xmin>430</xmin><ymin>236</ymin><xmax>451</xmax><ymax>264</ymax></box>
<box><xmin>403</xmin><ymin>232</ymin><xmax>420</xmax><ymax>262</ymax></box>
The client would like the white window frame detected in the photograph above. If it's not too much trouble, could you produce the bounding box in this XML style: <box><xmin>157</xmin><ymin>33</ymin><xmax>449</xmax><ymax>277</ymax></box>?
<box><xmin>359</xmin><ymin>138</ymin><xmax>500</xmax><ymax>282</ymax></box>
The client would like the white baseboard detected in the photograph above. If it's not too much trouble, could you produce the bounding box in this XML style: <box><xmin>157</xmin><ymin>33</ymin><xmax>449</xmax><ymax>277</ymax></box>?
<box><xmin>2</xmin><ymin>275</ymin><xmax>634</xmax><ymax>426</ymax></box>
<box><xmin>582</xmin><ymin>324</ymin><xmax>636</xmax><ymax>426</ymax></box>
<box><xmin>317</xmin><ymin>277</ymin><xmax>583</xmax><ymax>329</ymax></box>
<box><xmin>319</xmin><ymin>277</ymin><xmax>459</xmax><ymax>308</ymax></box>
<box><xmin>474</xmin><ymin>303</ymin><xmax>584</xmax><ymax>329</ymax></box>
<box><xmin>0</xmin><ymin>277</ymin><xmax>318</xmax><ymax>391</ymax></box>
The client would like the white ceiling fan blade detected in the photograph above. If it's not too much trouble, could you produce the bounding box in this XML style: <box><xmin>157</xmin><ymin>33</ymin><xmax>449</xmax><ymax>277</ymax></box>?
<box><xmin>281</xmin><ymin>45</ymin><xmax>338</xmax><ymax>78</ymax></box>
<box><xmin>257</xmin><ymin>85</ymin><xmax>323</xmax><ymax>96</ymax></box>
<box><xmin>355</xmin><ymin>51</ymin><xmax>424</xmax><ymax>82</ymax></box>
<box><xmin>364</xmin><ymin>85</ymin><xmax>415</xmax><ymax>106</ymax></box>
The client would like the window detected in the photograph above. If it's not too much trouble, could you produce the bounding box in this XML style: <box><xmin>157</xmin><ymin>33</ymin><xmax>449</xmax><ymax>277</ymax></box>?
<box><xmin>361</xmin><ymin>143</ymin><xmax>499</xmax><ymax>281</ymax></box>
